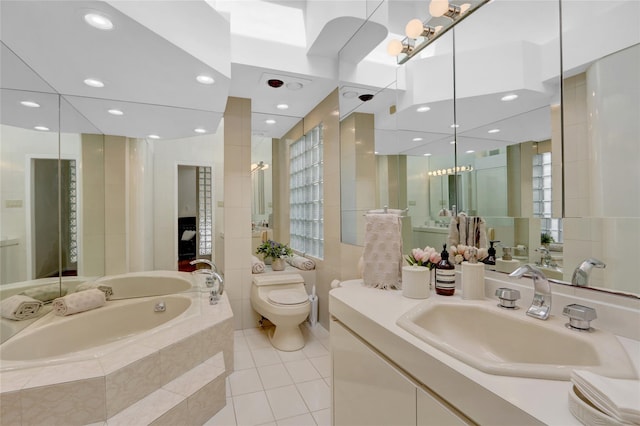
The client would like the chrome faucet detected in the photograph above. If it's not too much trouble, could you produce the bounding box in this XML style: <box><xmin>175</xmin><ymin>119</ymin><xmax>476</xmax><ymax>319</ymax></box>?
<box><xmin>189</xmin><ymin>259</ymin><xmax>224</xmax><ymax>304</ymax></box>
<box><xmin>571</xmin><ymin>258</ymin><xmax>606</xmax><ymax>286</ymax></box>
<box><xmin>190</xmin><ymin>258</ymin><xmax>219</xmax><ymax>273</ymax></box>
<box><xmin>509</xmin><ymin>264</ymin><xmax>552</xmax><ymax>320</ymax></box>
<box><xmin>535</xmin><ymin>247</ymin><xmax>557</xmax><ymax>268</ymax></box>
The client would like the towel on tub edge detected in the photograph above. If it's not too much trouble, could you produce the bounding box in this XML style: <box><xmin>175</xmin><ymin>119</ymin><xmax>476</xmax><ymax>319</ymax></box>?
<box><xmin>20</xmin><ymin>283</ymin><xmax>67</xmax><ymax>302</ymax></box>
<box><xmin>52</xmin><ymin>288</ymin><xmax>106</xmax><ymax>316</ymax></box>
<box><xmin>252</xmin><ymin>255</ymin><xmax>265</xmax><ymax>274</ymax></box>
<box><xmin>75</xmin><ymin>281</ymin><xmax>113</xmax><ymax>300</ymax></box>
<box><xmin>1</xmin><ymin>295</ymin><xmax>43</xmax><ymax>320</ymax></box>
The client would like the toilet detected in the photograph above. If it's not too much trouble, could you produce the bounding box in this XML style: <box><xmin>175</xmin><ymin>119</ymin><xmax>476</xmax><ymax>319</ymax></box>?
<box><xmin>251</xmin><ymin>273</ymin><xmax>310</xmax><ymax>351</ymax></box>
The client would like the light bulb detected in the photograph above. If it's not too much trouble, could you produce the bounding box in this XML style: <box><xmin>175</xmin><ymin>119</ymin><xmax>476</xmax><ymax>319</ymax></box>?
<box><xmin>387</xmin><ymin>39</ymin><xmax>404</xmax><ymax>56</ymax></box>
<box><xmin>429</xmin><ymin>0</ymin><xmax>450</xmax><ymax>17</ymax></box>
<box><xmin>405</xmin><ymin>19</ymin><xmax>424</xmax><ymax>39</ymax></box>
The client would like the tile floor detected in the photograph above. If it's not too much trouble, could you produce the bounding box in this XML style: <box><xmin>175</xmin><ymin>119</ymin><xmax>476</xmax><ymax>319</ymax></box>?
<box><xmin>204</xmin><ymin>323</ymin><xmax>331</xmax><ymax>426</ymax></box>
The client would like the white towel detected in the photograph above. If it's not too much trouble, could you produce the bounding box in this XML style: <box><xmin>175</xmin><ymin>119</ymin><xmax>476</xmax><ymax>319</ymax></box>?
<box><xmin>1</xmin><ymin>295</ymin><xmax>43</xmax><ymax>320</ymax></box>
<box><xmin>447</xmin><ymin>214</ymin><xmax>487</xmax><ymax>248</ymax></box>
<box><xmin>362</xmin><ymin>214</ymin><xmax>403</xmax><ymax>290</ymax></box>
<box><xmin>75</xmin><ymin>281</ymin><xmax>113</xmax><ymax>300</ymax></box>
<box><xmin>287</xmin><ymin>254</ymin><xmax>316</xmax><ymax>270</ymax></box>
<box><xmin>181</xmin><ymin>230</ymin><xmax>196</xmax><ymax>241</ymax></box>
<box><xmin>52</xmin><ymin>289</ymin><xmax>106</xmax><ymax>316</ymax></box>
<box><xmin>251</xmin><ymin>255</ymin><xmax>265</xmax><ymax>274</ymax></box>
<box><xmin>20</xmin><ymin>283</ymin><xmax>67</xmax><ymax>302</ymax></box>
<box><xmin>571</xmin><ymin>369</ymin><xmax>640</xmax><ymax>424</ymax></box>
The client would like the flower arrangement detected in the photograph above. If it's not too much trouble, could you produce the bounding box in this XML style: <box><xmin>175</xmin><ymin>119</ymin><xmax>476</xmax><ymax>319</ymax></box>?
<box><xmin>256</xmin><ymin>239</ymin><xmax>293</xmax><ymax>260</ymax></box>
<box><xmin>406</xmin><ymin>246</ymin><xmax>441</xmax><ymax>269</ymax></box>
<box><xmin>447</xmin><ymin>244</ymin><xmax>489</xmax><ymax>265</ymax></box>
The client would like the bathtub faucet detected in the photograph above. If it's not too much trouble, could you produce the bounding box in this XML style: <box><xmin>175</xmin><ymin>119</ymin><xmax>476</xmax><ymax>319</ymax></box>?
<box><xmin>190</xmin><ymin>258</ymin><xmax>219</xmax><ymax>273</ymax></box>
<box><xmin>208</xmin><ymin>271</ymin><xmax>224</xmax><ymax>305</ymax></box>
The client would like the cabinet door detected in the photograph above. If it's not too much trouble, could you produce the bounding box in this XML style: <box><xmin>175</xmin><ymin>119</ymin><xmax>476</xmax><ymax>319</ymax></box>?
<box><xmin>417</xmin><ymin>387</ymin><xmax>470</xmax><ymax>426</ymax></box>
<box><xmin>332</xmin><ymin>320</ymin><xmax>417</xmax><ymax>426</ymax></box>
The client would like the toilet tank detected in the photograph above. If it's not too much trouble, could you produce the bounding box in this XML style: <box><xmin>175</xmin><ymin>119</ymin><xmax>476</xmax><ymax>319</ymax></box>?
<box><xmin>252</xmin><ymin>274</ymin><xmax>305</xmax><ymax>286</ymax></box>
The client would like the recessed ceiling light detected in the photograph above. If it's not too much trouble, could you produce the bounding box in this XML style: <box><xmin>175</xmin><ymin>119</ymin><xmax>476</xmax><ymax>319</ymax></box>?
<box><xmin>424</xmin><ymin>153</ymin><xmax>432</xmax><ymax>156</ymax></box>
<box><xmin>466</xmin><ymin>150</ymin><xmax>475</xmax><ymax>154</ymax></box>
<box><xmin>412</xmin><ymin>137</ymin><xmax>423</xmax><ymax>142</ymax></box>
<box><xmin>276</xmin><ymin>103</ymin><xmax>289</xmax><ymax>110</ymax></box>
<box><xmin>286</xmin><ymin>82</ymin><xmax>303</xmax><ymax>90</ymax></box>
<box><xmin>488</xmin><ymin>128</ymin><xmax>500</xmax><ymax>134</ymax></box>
<box><xmin>416</xmin><ymin>106</ymin><xmax>431</xmax><ymax>112</ymax></box>
<box><xmin>501</xmin><ymin>94</ymin><xmax>518</xmax><ymax>101</ymax></box>
<box><xmin>265</xmin><ymin>119</ymin><xmax>276</xmax><ymax>125</ymax></box>
<box><xmin>84</xmin><ymin>78</ymin><xmax>104</xmax><ymax>88</ymax></box>
<box><xmin>84</xmin><ymin>13</ymin><xmax>113</xmax><ymax>30</ymax></box>
<box><xmin>196</xmin><ymin>75</ymin><xmax>215</xmax><ymax>85</ymax></box>
<box><xmin>34</xmin><ymin>126</ymin><xmax>49</xmax><ymax>131</ymax></box>
<box><xmin>375</xmin><ymin>151</ymin><xmax>379</xmax><ymax>154</ymax></box>
<box><xmin>194</xmin><ymin>128</ymin><xmax>206</xmax><ymax>134</ymax></box>
<box><xmin>148</xmin><ymin>134</ymin><xmax>160</xmax><ymax>139</ymax></box>
<box><xmin>450</xmin><ymin>124</ymin><xmax>459</xmax><ymax>128</ymax></box>
<box><xmin>342</xmin><ymin>91</ymin><xmax>358</xmax><ymax>99</ymax></box>
<box><xmin>108</xmin><ymin>109</ymin><xmax>123</xmax><ymax>116</ymax></box>
<box><xmin>450</xmin><ymin>140</ymin><xmax>456</xmax><ymax>144</ymax></box>
<box><xmin>20</xmin><ymin>101</ymin><xmax>40</xmax><ymax>108</ymax></box>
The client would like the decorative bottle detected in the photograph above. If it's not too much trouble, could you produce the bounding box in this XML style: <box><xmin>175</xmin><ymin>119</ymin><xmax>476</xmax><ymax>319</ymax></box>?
<box><xmin>435</xmin><ymin>243</ymin><xmax>456</xmax><ymax>296</ymax></box>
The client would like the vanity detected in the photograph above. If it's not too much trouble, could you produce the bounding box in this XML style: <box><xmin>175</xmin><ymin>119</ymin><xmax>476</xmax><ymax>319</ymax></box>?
<box><xmin>329</xmin><ymin>273</ymin><xmax>640</xmax><ymax>425</ymax></box>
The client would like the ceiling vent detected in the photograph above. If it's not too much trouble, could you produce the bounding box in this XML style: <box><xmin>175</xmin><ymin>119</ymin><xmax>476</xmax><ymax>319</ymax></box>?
<box><xmin>260</xmin><ymin>73</ymin><xmax>312</xmax><ymax>91</ymax></box>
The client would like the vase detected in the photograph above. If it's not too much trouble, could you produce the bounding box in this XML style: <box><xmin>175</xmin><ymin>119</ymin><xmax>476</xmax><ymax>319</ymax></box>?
<box><xmin>272</xmin><ymin>258</ymin><xmax>286</xmax><ymax>271</ymax></box>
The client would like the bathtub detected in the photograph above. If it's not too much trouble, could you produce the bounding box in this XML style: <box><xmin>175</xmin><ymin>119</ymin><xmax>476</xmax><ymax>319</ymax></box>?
<box><xmin>94</xmin><ymin>270</ymin><xmax>197</xmax><ymax>299</ymax></box>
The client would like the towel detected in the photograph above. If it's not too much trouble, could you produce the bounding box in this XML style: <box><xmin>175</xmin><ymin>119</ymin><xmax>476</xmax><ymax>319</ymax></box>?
<box><xmin>1</xmin><ymin>295</ymin><xmax>43</xmax><ymax>320</ymax></box>
<box><xmin>368</xmin><ymin>208</ymin><xmax>405</xmax><ymax>216</ymax></box>
<box><xmin>52</xmin><ymin>289</ymin><xmax>106</xmax><ymax>316</ymax></box>
<box><xmin>447</xmin><ymin>214</ymin><xmax>488</xmax><ymax>249</ymax></box>
<box><xmin>287</xmin><ymin>254</ymin><xmax>316</xmax><ymax>270</ymax></box>
<box><xmin>20</xmin><ymin>283</ymin><xmax>67</xmax><ymax>302</ymax></box>
<box><xmin>181</xmin><ymin>230</ymin><xmax>196</xmax><ymax>241</ymax></box>
<box><xmin>75</xmin><ymin>281</ymin><xmax>113</xmax><ymax>300</ymax></box>
<box><xmin>252</xmin><ymin>255</ymin><xmax>265</xmax><ymax>274</ymax></box>
<box><xmin>362</xmin><ymin>214</ymin><xmax>403</xmax><ymax>290</ymax></box>
<box><xmin>571</xmin><ymin>369</ymin><xmax>640</xmax><ymax>424</ymax></box>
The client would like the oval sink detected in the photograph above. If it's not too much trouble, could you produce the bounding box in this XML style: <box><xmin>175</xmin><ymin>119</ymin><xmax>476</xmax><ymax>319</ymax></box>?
<box><xmin>397</xmin><ymin>299</ymin><xmax>638</xmax><ymax>381</ymax></box>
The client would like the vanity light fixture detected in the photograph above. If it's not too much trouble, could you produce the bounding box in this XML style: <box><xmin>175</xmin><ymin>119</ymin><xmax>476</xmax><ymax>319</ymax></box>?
<box><xmin>388</xmin><ymin>0</ymin><xmax>488</xmax><ymax>64</ymax></box>
<box><xmin>84</xmin><ymin>78</ymin><xmax>104</xmax><ymax>88</ymax></box>
<box><xmin>148</xmin><ymin>134</ymin><xmax>160</xmax><ymax>139</ymax></box>
<box><xmin>20</xmin><ymin>101</ymin><xmax>40</xmax><ymax>108</ymax></box>
<box><xmin>276</xmin><ymin>103</ymin><xmax>289</xmax><ymax>110</ymax></box>
<box><xmin>194</xmin><ymin>128</ymin><xmax>206</xmax><ymax>134</ymax></box>
<box><xmin>108</xmin><ymin>109</ymin><xmax>123</xmax><ymax>116</ymax></box>
<box><xmin>84</xmin><ymin>12</ymin><xmax>113</xmax><ymax>30</ymax></box>
<box><xmin>265</xmin><ymin>119</ymin><xmax>276</xmax><ymax>124</ymax></box>
<box><xmin>416</xmin><ymin>105</ymin><xmax>431</xmax><ymax>112</ymax></box>
<box><xmin>428</xmin><ymin>165</ymin><xmax>473</xmax><ymax>176</ymax></box>
<box><xmin>488</xmin><ymin>128</ymin><xmax>500</xmax><ymax>134</ymax></box>
<box><xmin>501</xmin><ymin>94</ymin><xmax>518</xmax><ymax>101</ymax></box>
<box><xmin>196</xmin><ymin>75</ymin><xmax>215</xmax><ymax>85</ymax></box>
<box><xmin>34</xmin><ymin>126</ymin><xmax>49</xmax><ymax>131</ymax></box>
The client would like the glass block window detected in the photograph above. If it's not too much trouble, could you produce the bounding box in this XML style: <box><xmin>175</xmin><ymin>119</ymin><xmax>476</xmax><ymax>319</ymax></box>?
<box><xmin>533</xmin><ymin>152</ymin><xmax>562</xmax><ymax>242</ymax></box>
<box><xmin>290</xmin><ymin>124</ymin><xmax>323</xmax><ymax>258</ymax></box>
<box><xmin>68</xmin><ymin>160</ymin><xmax>77</xmax><ymax>263</ymax></box>
<box><xmin>198</xmin><ymin>166</ymin><xmax>213</xmax><ymax>256</ymax></box>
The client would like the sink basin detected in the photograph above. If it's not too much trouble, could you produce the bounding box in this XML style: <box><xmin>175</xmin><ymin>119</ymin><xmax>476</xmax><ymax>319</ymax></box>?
<box><xmin>397</xmin><ymin>299</ymin><xmax>638</xmax><ymax>381</ymax></box>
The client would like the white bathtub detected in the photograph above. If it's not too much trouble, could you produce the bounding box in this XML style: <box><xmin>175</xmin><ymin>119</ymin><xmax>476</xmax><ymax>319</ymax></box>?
<box><xmin>94</xmin><ymin>270</ymin><xmax>196</xmax><ymax>299</ymax></box>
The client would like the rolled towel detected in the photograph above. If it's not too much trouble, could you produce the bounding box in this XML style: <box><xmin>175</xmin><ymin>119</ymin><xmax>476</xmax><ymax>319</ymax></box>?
<box><xmin>75</xmin><ymin>281</ymin><xmax>113</xmax><ymax>300</ymax></box>
<box><xmin>286</xmin><ymin>254</ymin><xmax>316</xmax><ymax>270</ymax></box>
<box><xmin>252</xmin><ymin>255</ymin><xmax>265</xmax><ymax>274</ymax></box>
<box><xmin>52</xmin><ymin>289</ymin><xmax>106</xmax><ymax>316</ymax></box>
<box><xmin>1</xmin><ymin>295</ymin><xmax>43</xmax><ymax>320</ymax></box>
<box><xmin>20</xmin><ymin>283</ymin><xmax>67</xmax><ymax>302</ymax></box>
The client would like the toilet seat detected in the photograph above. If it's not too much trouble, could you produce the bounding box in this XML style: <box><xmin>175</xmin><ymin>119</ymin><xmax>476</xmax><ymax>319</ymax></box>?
<box><xmin>268</xmin><ymin>289</ymin><xmax>308</xmax><ymax>306</ymax></box>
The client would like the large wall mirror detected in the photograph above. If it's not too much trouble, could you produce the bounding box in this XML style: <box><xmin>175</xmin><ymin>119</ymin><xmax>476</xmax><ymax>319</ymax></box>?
<box><xmin>339</xmin><ymin>0</ymin><xmax>640</xmax><ymax>297</ymax></box>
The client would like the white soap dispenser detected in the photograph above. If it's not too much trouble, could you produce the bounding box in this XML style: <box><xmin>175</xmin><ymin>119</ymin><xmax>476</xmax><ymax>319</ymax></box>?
<box><xmin>462</xmin><ymin>247</ymin><xmax>485</xmax><ymax>300</ymax></box>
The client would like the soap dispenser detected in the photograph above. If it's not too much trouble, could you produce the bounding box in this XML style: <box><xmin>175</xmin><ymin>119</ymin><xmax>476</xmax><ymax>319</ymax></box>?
<box><xmin>435</xmin><ymin>243</ymin><xmax>456</xmax><ymax>296</ymax></box>
<box><xmin>483</xmin><ymin>240</ymin><xmax>499</xmax><ymax>266</ymax></box>
<box><xmin>495</xmin><ymin>247</ymin><xmax>521</xmax><ymax>274</ymax></box>
<box><xmin>462</xmin><ymin>248</ymin><xmax>485</xmax><ymax>300</ymax></box>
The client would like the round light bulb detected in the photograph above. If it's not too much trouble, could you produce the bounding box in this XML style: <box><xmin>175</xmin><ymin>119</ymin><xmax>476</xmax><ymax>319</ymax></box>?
<box><xmin>405</xmin><ymin>19</ymin><xmax>424</xmax><ymax>39</ymax></box>
<box><xmin>387</xmin><ymin>39</ymin><xmax>404</xmax><ymax>56</ymax></box>
<box><xmin>460</xmin><ymin>3</ymin><xmax>471</xmax><ymax>13</ymax></box>
<box><xmin>429</xmin><ymin>0</ymin><xmax>450</xmax><ymax>17</ymax></box>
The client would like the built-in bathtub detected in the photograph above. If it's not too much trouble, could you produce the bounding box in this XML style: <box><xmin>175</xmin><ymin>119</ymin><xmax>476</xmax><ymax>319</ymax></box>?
<box><xmin>95</xmin><ymin>270</ymin><xmax>195</xmax><ymax>299</ymax></box>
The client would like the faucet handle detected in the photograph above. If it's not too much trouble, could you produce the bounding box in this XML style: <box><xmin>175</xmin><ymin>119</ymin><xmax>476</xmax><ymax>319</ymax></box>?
<box><xmin>563</xmin><ymin>304</ymin><xmax>597</xmax><ymax>331</ymax></box>
<box><xmin>495</xmin><ymin>287</ymin><xmax>520</xmax><ymax>309</ymax></box>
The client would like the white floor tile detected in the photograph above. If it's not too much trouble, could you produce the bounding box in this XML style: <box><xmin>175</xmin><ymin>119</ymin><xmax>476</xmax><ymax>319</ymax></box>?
<box><xmin>265</xmin><ymin>385</ymin><xmax>308</xmax><ymax>420</ymax></box>
<box><xmin>312</xmin><ymin>408</ymin><xmax>331</xmax><ymax>426</ymax></box>
<box><xmin>233</xmin><ymin>391</ymin><xmax>275</xmax><ymax>426</ymax></box>
<box><xmin>257</xmin><ymin>363</ymin><xmax>294</xmax><ymax>390</ymax></box>
<box><xmin>234</xmin><ymin>350</ymin><xmax>256</xmax><ymax>370</ymax></box>
<box><xmin>251</xmin><ymin>347</ymin><xmax>281</xmax><ymax>367</ymax></box>
<box><xmin>204</xmin><ymin>398</ymin><xmax>236</xmax><ymax>426</ymax></box>
<box><xmin>309</xmin><ymin>355</ymin><xmax>331</xmax><ymax>378</ymax></box>
<box><xmin>234</xmin><ymin>336</ymin><xmax>249</xmax><ymax>352</ymax></box>
<box><xmin>246</xmin><ymin>333</ymin><xmax>272</xmax><ymax>350</ymax></box>
<box><xmin>276</xmin><ymin>349</ymin><xmax>306</xmax><ymax>363</ymax></box>
<box><xmin>229</xmin><ymin>368</ymin><xmax>264</xmax><ymax>396</ymax></box>
<box><xmin>234</xmin><ymin>330</ymin><xmax>245</xmax><ymax>339</ymax></box>
<box><xmin>226</xmin><ymin>378</ymin><xmax>232</xmax><ymax>397</ymax></box>
<box><xmin>276</xmin><ymin>413</ymin><xmax>316</xmax><ymax>426</ymax></box>
<box><xmin>302</xmin><ymin>340</ymin><xmax>329</xmax><ymax>359</ymax></box>
<box><xmin>296</xmin><ymin>379</ymin><xmax>330</xmax><ymax>412</ymax></box>
<box><xmin>284</xmin><ymin>359</ymin><xmax>321</xmax><ymax>383</ymax></box>
<box><xmin>256</xmin><ymin>423</ymin><xmax>276</xmax><ymax>426</ymax></box>
<box><xmin>243</xmin><ymin>327</ymin><xmax>264</xmax><ymax>336</ymax></box>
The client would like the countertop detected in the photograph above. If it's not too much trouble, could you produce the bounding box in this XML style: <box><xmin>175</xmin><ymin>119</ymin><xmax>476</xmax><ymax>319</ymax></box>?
<box><xmin>329</xmin><ymin>280</ymin><xmax>640</xmax><ymax>425</ymax></box>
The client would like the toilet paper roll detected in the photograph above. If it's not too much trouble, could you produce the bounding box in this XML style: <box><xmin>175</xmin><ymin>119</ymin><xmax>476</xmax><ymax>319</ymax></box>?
<box><xmin>402</xmin><ymin>266</ymin><xmax>430</xmax><ymax>299</ymax></box>
<box><xmin>461</xmin><ymin>262</ymin><xmax>485</xmax><ymax>300</ymax></box>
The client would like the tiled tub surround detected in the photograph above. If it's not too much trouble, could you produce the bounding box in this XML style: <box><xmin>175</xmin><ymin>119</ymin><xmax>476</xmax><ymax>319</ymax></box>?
<box><xmin>330</xmin><ymin>272</ymin><xmax>640</xmax><ymax>425</ymax></box>
<box><xmin>0</xmin><ymin>291</ymin><xmax>234</xmax><ymax>425</ymax></box>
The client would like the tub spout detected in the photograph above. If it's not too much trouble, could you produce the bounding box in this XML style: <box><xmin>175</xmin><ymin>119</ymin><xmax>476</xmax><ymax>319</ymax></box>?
<box><xmin>209</xmin><ymin>271</ymin><xmax>224</xmax><ymax>305</ymax></box>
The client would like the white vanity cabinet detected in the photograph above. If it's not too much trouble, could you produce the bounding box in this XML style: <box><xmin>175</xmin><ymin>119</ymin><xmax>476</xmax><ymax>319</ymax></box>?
<box><xmin>331</xmin><ymin>320</ymin><xmax>471</xmax><ymax>426</ymax></box>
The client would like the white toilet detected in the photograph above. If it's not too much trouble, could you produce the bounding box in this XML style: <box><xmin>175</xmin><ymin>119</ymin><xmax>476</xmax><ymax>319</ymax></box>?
<box><xmin>251</xmin><ymin>273</ymin><xmax>310</xmax><ymax>351</ymax></box>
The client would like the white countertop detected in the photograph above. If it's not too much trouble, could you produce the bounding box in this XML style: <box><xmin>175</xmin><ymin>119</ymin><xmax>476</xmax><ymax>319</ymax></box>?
<box><xmin>329</xmin><ymin>280</ymin><xmax>640</xmax><ymax>425</ymax></box>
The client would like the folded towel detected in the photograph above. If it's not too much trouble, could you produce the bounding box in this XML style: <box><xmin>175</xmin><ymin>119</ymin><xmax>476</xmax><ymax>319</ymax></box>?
<box><xmin>571</xmin><ymin>370</ymin><xmax>640</xmax><ymax>424</ymax></box>
<box><xmin>362</xmin><ymin>214</ymin><xmax>403</xmax><ymax>290</ymax></box>
<box><xmin>287</xmin><ymin>254</ymin><xmax>315</xmax><ymax>270</ymax></box>
<box><xmin>1</xmin><ymin>295</ymin><xmax>43</xmax><ymax>320</ymax></box>
<box><xmin>181</xmin><ymin>230</ymin><xmax>196</xmax><ymax>241</ymax></box>
<box><xmin>20</xmin><ymin>283</ymin><xmax>67</xmax><ymax>302</ymax></box>
<box><xmin>75</xmin><ymin>282</ymin><xmax>113</xmax><ymax>300</ymax></box>
<box><xmin>52</xmin><ymin>289</ymin><xmax>106</xmax><ymax>316</ymax></box>
<box><xmin>252</xmin><ymin>255</ymin><xmax>265</xmax><ymax>274</ymax></box>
